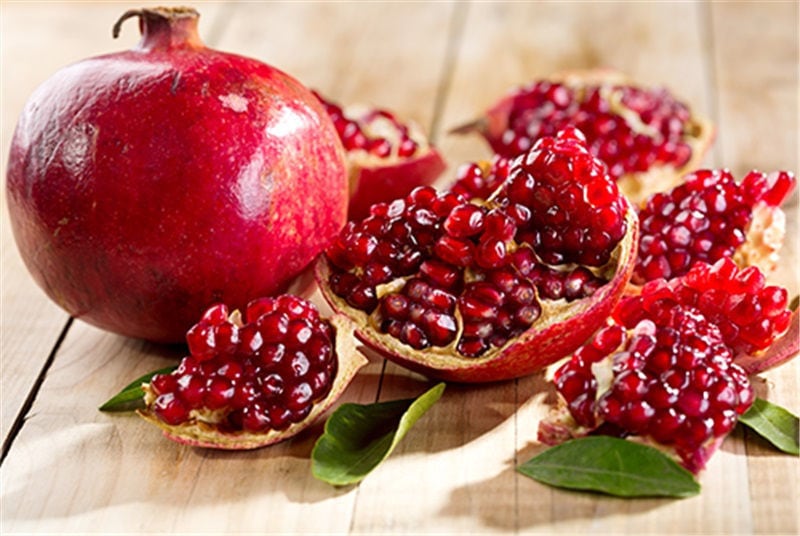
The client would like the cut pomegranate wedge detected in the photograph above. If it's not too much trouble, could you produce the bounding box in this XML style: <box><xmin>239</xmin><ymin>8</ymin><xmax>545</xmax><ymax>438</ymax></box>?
<box><xmin>540</xmin><ymin>306</ymin><xmax>754</xmax><ymax>473</ymax></box>
<box><xmin>317</xmin><ymin>128</ymin><xmax>638</xmax><ymax>383</ymax></box>
<box><xmin>539</xmin><ymin>257</ymin><xmax>796</xmax><ymax>473</ymax></box>
<box><xmin>452</xmin><ymin>69</ymin><xmax>714</xmax><ymax>203</ymax></box>
<box><xmin>314</xmin><ymin>91</ymin><xmax>447</xmax><ymax>221</ymax></box>
<box><xmin>138</xmin><ymin>296</ymin><xmax>367</xmax><ymax>449</ymax></box>
<box><xmin>633</xmin><ymin>169</ymin><xmax>795</xmax><ymax>283</ymax></box>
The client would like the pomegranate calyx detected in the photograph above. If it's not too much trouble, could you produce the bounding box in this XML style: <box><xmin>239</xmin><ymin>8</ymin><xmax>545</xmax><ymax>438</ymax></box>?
<box><xmin>112</xmin><ymin>6</ymin><xmax>203</xmax><ymax>50</ymax></box>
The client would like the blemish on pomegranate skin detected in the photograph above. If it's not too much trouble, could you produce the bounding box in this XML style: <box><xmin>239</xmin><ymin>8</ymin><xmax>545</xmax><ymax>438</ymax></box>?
<box><xmin>219</xmin><ymin>93</ymin><xmax>248</xmax><ymax>113</ymax></box>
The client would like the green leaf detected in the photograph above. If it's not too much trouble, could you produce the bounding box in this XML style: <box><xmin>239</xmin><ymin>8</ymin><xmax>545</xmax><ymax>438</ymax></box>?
<box><xmin>99</xmin><ymin>366</ymin><xmax>176</xmax><ymax>412</ymax></box>
<box><xmin>740</xmin><ymin>398</ymin><xmax>800</xmax><ymax>455</ymax></box>
<box><xmin>518</xmin><ymin>436</ymin><xmax>700</xmax><ymax>498</ymax></box>
<box><xmin>311</xmin><ymin>382</ymin><xmax>445</xmax><ymax>486</ymax></box>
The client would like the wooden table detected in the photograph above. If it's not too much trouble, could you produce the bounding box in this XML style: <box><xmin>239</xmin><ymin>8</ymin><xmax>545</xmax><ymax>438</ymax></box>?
<box><xmin>2</xmin><ymin>2</ymin><xmax>798</xmax><ymax>533</ymax></box>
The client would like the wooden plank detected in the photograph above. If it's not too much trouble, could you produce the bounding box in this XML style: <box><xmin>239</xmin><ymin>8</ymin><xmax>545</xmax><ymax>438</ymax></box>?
<box><xmin>710</xmin><ymin>2</ymin><xmax>799</xmax><ymax>534</ymax></box>
<box><xmin>435</xmin><ymin>1</ymin><xmax>715</xmax><ymax>174</ymax></box>
<box><xmin>1</xmin><ymin>1</ymin><xmax>798</xmax><ymax>533</ymax></box>
<box><xmin>0</xmin><ymin>2</ymin><xmax>446</xmax><ymax>532</ymax></box>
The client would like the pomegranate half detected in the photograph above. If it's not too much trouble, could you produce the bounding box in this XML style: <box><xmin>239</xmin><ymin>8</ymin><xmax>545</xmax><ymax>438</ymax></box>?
<box><xmin>317</xmin><ymin>128</ymin><xmax>639</xmax><ymax>383</ymax></box>
<box><xmin>453</xmin><ymin>69</ymin><xmax>714</xmax><ymax>203</ymax></box>
<box><xmin>5</xmin><ymin>7</ymin><xmax>348</xmax><ymax>342</ymax></box>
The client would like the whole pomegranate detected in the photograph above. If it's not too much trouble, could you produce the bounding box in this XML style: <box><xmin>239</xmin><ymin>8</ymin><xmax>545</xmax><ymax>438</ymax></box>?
<box><xmin>5</xmin><ymin>7</ymin><xmax>347</xmax><ymax>342</ymax></box>
<box><xmin>317</xmin><ymin>128</ymin><xmax>638</xmax><ymax>382</ymax></box>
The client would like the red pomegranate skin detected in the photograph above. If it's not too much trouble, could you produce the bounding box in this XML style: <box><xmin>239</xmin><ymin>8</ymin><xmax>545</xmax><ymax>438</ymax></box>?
<box><xmin>6</xmin><ymin>9</ymin><xmax>348</xmax><ymax>342</ymax></box>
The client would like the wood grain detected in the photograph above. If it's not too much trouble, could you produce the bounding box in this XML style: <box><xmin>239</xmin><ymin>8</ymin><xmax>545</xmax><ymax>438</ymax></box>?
<box><xmin>1</xmin><ymin>2</ymin><xmax>797</xmax><ymax>534</ymax></box>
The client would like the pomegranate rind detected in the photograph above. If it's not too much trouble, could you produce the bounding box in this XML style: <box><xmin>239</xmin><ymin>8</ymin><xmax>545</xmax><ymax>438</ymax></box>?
<box><xmin>316</xmin><ymin>204</ymin><xmax>638</xmax><ymax>383</ymax></box>
<box><xmin>347</xmin><ymin>149</ymin><xmax>447</xmax><ymax>221</ymax></box>
<box><xmin>453</xmin><ymin>68</ymin><xmax>715</xmax><ymax>204</ymax></box>
<box><xmin>137</xmin><ymin>315</ymin><xmax>367</xmax><ymax>449</ymax></box>
<box><xmin>733</xmin><ymin>201</ymin><xmax>788</xmax><ymax>276</ymax></box>
<box><xmin>736</xmin><ymin>309</ymin><xmax>800</xmax><ymax>375</ymax></box>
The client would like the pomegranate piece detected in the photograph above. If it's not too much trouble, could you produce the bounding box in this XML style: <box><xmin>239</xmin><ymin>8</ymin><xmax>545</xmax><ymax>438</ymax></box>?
<box><xmin>453</xmin><ymin>69</ymin><xmax>714</xmax><ymax>203</ymax></box>
<box><xmin>139</xmin><ymin>296</ymin><xmax>367</xmax><ymax>449</ymax></box>
<box><xmin>619</xmin><ymin>258</ymin><xmax>793</xmax><ymax>358</ymax></box>
<box><xmin>542</xmin><ymin>306</ymin><xmax>754</xmax><ymax>473</ymax></box>
<box><xmin>633</xmin><ymin>169</ymin><xmax>795</xmax><ymax>284</ymax></box>
<box><xmin>5</xmin><ymin>8</ymin><xmax>347</xmax><ymax>343</ymax></box>
<box><xmin>314</xmin><ymin>91</ymin><xmax>447</xmax><ymax>221</ymax></box>
<box><xmin>317</xmin><ymin>128</ymin><xmax>639</xmax><ymax>383</ymax></box>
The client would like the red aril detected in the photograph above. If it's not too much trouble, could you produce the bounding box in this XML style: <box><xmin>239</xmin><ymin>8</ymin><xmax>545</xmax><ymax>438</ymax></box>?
<box><xmin>5</xmin><ymin>7</ymin><xmax>347</xmax><ymax>342</ymax></box>
<box><xmin>317</xmin><ymin>128</ymin><xmax>638</xmax><ymax>383</ymax></box>
<box><xmin>453</xmin><ymin>69</ymin><xmax>714</xmax><ymax>203</ymax></box>
<box><xmin>314</xmin><ymin>91</ymin><xmax>446</xmax><ymax>221</ymax></box>
<box><xmin>139</xmin><ymin>296</ymin><xmax>366</xmax><ymax>449</ymax></box>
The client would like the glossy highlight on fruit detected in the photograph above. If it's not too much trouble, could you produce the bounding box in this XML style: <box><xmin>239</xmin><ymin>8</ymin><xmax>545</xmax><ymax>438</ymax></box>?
<box><xmin>453</xmin><ymin>69</ymin><xmax>714</xmax><ymax>203</ymax></box>
<box><xmin>314</xmin><ymin>90</ymin><xmax>446</xmax><ymax>221</ymax></box>
<box><xmin>317</xmin><ymin>128</ymin><xmax>638</xmax><ymax>383</ymax></box>
<box><xmin>139</xmin><ymin>296</ymin><xmax>366</xmax><ymax>449</ymax></box>
<box><xmin>5</xmin><ymin>7</ymin><xmax>347</xmax><ymax>342</ymax></box>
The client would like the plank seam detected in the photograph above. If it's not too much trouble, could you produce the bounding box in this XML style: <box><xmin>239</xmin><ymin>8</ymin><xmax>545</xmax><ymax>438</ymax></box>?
<box><xmin>1</xmin><ymin>317</ymin><xmax>73</xmax><ymax>465</ymax></box>
<box><xmin>698</xmin><ymin>0</ymin><xmax>723</xmax><ymax>167</ymax></box>
<box><xmin>427</xmin><ymin>0</ymin><xmax>470</xmax><ymax>143</ymax></box>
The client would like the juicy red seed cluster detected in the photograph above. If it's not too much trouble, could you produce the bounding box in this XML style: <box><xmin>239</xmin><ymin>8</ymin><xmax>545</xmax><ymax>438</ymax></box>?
<box><xmin>634</xmin><ymin>169</ymin><xmax>796</xmax><ymax>283</ymax></box>
<box><xmin>618</xmin><ymin>257</ymin><xmax>792</xmax><ymax>355</ymax></box>
<box><xmin>313</xmin><ymin>90</ymin><xmax>419</xmax><ymax>158</ymax></box>
<box><xmin>502</xmin><ymin>127</ymin><xmax>628</xmax><ymax>266</ymax></box>
<box><xmin>449</xmin><ymin>155</ymin><xmax>510</xmax><ymax>201</ymax></box>
<box><xmin>326</xmin><ymin>128</ymin><xmax>626</xmax><ymax>358</ymax></box>
<box><xmin>555</xmin><ymin>323</ymin><xmax>626</xmax><ymax>427</ymax></box>
<box><xmin>150</xmin><ymin>296</ymin><xmax>337</xmax><ymax>433</ymax></box>
<box><xmin>492</xmin><ymin>80</ymin><xmax>693</xmax><ymax>178</ymax></box>
<box><xmin>327</xmin><ymin>186</ymin><xmax>546</xmax><ymax>357</ymax></box>
<box><xmin>555</xmin><ymin>307</ymin><xmax>754</xmax><ymax>472</ymax></box>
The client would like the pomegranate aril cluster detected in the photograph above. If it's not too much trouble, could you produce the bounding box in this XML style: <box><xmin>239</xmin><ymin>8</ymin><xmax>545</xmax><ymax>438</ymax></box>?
<box><xmin>150</xmin><ymin>296</ymin><xmax>337</xmax><ymax>433</ymax></box>
<box><xmin>618</xmin><ymin>257</ymin><xmax>792</xmax><ymax>355</ymax></box>
<box><xmin>501</xmin><ymin>127</ymin><xmax>628</xmax><ymax>266</ymax></box>
<box><xmin>326</xmin><ymin>128</ymin><xmax>623</xmax><ymax>358</ymax></box>
<box><xmin>634</xmin><ymin>169</ymin><xmax>795</xmax><ymax>283</ymax></box>
<box><xmin>554</xmin><ymin>307</ymin><xmax>754</xmax><ymax>472</ymax></box>
<box><xmin>450</xmin><ymin>155</ymin><xmax>510</xmax><ymax>201</ymax></box>
<box><xmin>494</xmin><ymin>80</ymin><xmax>694</xmax><ymax>178</ymax></box>
<box><xmin>314</xmin><ymin>90</ymin><xmax>419</xmax><ymax>158</ymax></box>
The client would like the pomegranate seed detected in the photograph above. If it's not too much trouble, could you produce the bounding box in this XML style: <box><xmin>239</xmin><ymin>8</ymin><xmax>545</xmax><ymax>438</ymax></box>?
<box><xmin>153</xmin><ymin>393</ymin><xmax>190</xmax><ymax>425</ymax></box>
